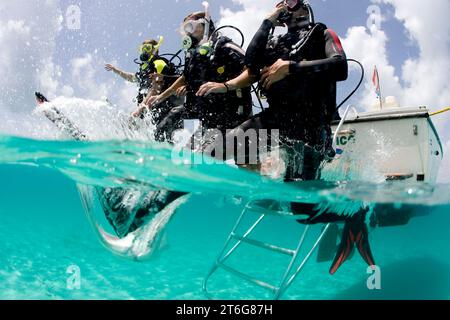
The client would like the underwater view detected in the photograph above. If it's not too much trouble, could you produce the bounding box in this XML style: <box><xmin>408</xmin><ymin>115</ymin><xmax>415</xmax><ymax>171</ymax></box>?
<box><xmin>1</xmin><ymin>137</ymin><xmax>450</xmax><ymax>300</ymax></box>
<box><xmin>1</xmin><ymin>0</ymin><xmax>450</xmax><ymax>303</ymax></box>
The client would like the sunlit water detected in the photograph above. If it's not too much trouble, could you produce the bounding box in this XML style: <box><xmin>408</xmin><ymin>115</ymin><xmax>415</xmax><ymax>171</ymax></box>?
<box><xmin>0</xmin><ymin>97</ymin><xmax>449</xmax><ymax>300</ymax></box>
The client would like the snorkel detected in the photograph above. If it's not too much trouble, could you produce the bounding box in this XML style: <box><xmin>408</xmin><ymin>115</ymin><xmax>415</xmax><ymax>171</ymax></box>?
<box><xmin>148</xmin><ymin>36</ymin><xmax>164</xmax><ymax>62</ymax></box>
<box><xmin>201</xmin><ymin>1</ymin><xmax>211</xmax><ymax>44</ymax></box>
<box><xmin>303</xmin><ymin>0</ymin><xmax>315</xmax><ymax>25</ymax></box>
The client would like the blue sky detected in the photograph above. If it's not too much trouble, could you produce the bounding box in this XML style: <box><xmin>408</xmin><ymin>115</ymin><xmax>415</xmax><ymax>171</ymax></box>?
<box><xmin>0</xmin><ymin>0</ymin><xmax>432</xmax><ymax>109</ymax></box>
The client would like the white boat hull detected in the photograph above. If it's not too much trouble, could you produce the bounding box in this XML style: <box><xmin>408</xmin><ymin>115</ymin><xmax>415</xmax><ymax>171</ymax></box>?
<box><xmin>327</xmin><ymin>107</ymin><xmax>443</xmax><ymax>183</ymax></box>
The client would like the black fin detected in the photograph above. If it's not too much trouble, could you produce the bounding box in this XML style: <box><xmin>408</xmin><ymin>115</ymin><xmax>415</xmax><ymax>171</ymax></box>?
<box><xmin>330</xmin><ymin>214</ymin><xmax>376</xmax><ymax>275</ymax></box>
<box><xmin>35</xmin><ymin>92</ymin><xmax>49</xmax><ymax>104</ymax></box>
<box><xmin>317</xmin><ymin>223</ymin><xmax>339</xmax><ymax>263</ymax></box>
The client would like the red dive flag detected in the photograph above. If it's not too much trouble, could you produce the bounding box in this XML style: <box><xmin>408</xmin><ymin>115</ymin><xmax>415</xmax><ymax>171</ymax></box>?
<box><xmin>372</xmin><ymin>66</ymin><xmax>381</xmax><ymax>98</ymax></box>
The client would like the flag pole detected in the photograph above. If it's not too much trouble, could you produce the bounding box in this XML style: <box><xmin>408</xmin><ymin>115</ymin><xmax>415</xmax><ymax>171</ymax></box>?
<box><xmin>375</xmin><ymin>65</ymin><xmax>383</xmax><ymax>110</ymax></box>
<box><xmin>378</xmin><ymin>78</ymin><xmax>383</xmax><ymax>110</ymax></box>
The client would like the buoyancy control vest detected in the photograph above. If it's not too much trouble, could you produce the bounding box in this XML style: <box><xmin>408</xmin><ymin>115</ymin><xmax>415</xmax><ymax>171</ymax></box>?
<box><xmin>183</xmin><ymin>36</ymin><xmax>253</xmax><ymax>131</ymax></box>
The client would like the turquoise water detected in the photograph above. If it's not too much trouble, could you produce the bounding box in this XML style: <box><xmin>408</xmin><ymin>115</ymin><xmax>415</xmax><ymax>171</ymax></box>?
<box><xmin>1</xmin><ymin>133</ymin><xmax>450</xmax><ymax>300</ymax></box>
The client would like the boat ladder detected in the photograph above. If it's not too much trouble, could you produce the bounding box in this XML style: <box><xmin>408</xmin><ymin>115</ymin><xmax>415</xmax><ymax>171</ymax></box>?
<box><xmin>203</xmin><ymin>201</ymin><xmax>331</xmax><ymax>300</ymax></box>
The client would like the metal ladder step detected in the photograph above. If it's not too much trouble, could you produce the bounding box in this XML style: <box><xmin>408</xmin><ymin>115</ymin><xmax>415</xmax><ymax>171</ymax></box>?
<box><xmin>245</xmin><ymin>203</ymin><xmax>298</xmax><ymax>219</ymax></box>
<box><xmin>217</xmin><ymin>262</ymin><xmax>279</xmax><ymax>293</ymax></box>
<box><xmin>203</xmin><ymin>200</ymin><xmax>331</xmax><ymax>300</ymax></box>
<box><xmin>231</xmin><ymin>233</ymin><xmax>295</xmax><ymax>256</ymax></box>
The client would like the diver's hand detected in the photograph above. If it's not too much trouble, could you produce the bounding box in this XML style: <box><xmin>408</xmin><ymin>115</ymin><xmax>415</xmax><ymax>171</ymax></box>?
<box><xmin>176</xmin><ymin>85</ymin><xmax>187</xmax><ymax>97</ymax></box>
<box><xmin>196</xmin><ymin>82</ymin><xmax>228</xmax><ymax>97</ymax></box>
<box><xmin>105</xmin><ymin>64</ymin><xmax>117</xmax><ymax>72</ymax></box>
<box><xmin>132</xmin><ymin>105</ymin><xmax>147</xmax><ymax>118</ymax></box>
<box><xmin>267</xmin><ymin>3</ymin><xmax>288</xmax><ymax>27</ymax></box>
<box><xmin>145</xmin><ymin>95</ymin><xmax>162</xmax><ymax>108</ymax></box>
<box><xmin>261</xmin><ymin>59</ymin><xmax>290</xmax><ymax>90</ymax></box>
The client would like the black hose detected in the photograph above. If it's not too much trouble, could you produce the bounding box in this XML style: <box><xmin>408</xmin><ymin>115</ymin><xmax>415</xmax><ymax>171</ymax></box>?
<box><xmin>251</xmin><ymin>85</ymin><xmax>265</xmax><ymax>111</ymax></box>
<box><xmin>210</xmin><ymin>25</ymin><xmax>245</xmax><ymax>48</ymax></box>
<box><xmin>305</xmin><ymin>3</ymin><xmax>315</xmax><ymax>25</ymax></box>
<box><xmin>160</xmin><ymin>50</ymin><xmax>184</xmax><ymax>68</ymax></box>
<box><xmin>336</xmin><ymin>59</ymin><xmax>365</xmax><ymax>111</ymax></box>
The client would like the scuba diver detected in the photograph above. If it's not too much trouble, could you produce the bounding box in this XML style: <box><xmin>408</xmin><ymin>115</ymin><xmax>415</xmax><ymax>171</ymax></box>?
<box><xmin>194</xmin><ymin>0</ymin><xmax>376</xmax><ymax>274</ymax></box>
<box><xmin>137</xmin><ymin>7</ymin><xmax>253</xmax><ymax>136</ymax></box>
<box><xmin>106</xmin><ymin>37</ymin><xmax>184</xmax><ymax>141</ymax></box>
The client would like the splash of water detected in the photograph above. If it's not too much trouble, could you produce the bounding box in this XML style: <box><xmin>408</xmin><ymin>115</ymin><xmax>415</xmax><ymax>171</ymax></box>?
<box><xmin>35</xmin><ymin>96</ymin><xmax>156</xmax><ymax>141</ymax></box>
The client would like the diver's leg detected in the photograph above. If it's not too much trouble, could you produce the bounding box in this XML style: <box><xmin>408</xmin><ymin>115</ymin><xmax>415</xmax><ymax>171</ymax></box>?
<box><xmin>201</xmin><ymin>114</ymin><xmax>265</xmax><ymax>163</ymax></box>
<box><xmin>96</xmin><ymin>187</ymin><xmax>143</xmax><ymax>238</ymax></box>
<box><xmin>127</xmin><ymin>190</ymin><xmax>188</xmax><ymax>233</ymax></box>
<box><xmin>155</xmin><ymin>105</ymin><xmax>185</xmax><ymax>142</ymax></box>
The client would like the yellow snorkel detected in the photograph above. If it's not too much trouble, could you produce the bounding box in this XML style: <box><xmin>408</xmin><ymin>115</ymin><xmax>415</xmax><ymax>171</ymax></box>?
<box><xmin>139</xmin><ymin>36</ymin><xmax>164</xmax><ymax>70</ymax></box>
<box><xmin>154</xmin><ymin>36</ymin><xmax>164</xmax><ymax>55</ymax></box>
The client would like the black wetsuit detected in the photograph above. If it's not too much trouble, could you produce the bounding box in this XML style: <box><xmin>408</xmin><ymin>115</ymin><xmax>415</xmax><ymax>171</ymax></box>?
<box><xmin>183</xmin><ymin>36</ymin><xmax>253</xmax><ymax>133</ymax></box>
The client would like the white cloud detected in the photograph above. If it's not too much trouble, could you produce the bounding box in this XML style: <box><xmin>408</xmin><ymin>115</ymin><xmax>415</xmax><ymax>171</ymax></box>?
<box><xmin>0</xmin><ymin>0</ymin><xmax>134</xmax><ymax>137</ymax></box>
<box><xmin>70</xmin><ymin>53</ymin><xmax>111</xmax><ymax>99</ymax></box>
<box><xmin>0</xmin><ymin>0</ymin><xmax>62</xmax><ymax>136</ymax></box>
<box><xmin>218</xmin><ymin>0</ymin><xmax>282</xmax><ymax>49</ymax></box>
<box><xmin>117</xmin><ymin>82</ymin><xmax>139</xmax><ymax>112</ymax></box>
<box><xmin>68</xmin><ymin>53</ymin><xmax>137</xmax><ymax>110</ymax></box>
<box><xmin>382</xmin><ymin>0</ymin><xmax>450</xmax><ymax>110</ymax></box>
<box><xmin>342</xmin><ymin>25</ymin><xmax>403</xmax><ymax>110</ymax></box>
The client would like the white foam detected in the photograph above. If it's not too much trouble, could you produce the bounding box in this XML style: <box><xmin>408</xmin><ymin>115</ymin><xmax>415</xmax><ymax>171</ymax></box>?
<box><xmin>35</xmin><ymin>96</ymin><xmax>156</xmax><ymax>141</ymax></box>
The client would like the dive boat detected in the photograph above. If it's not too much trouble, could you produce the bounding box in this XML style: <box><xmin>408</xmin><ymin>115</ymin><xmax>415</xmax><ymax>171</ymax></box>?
<box><xmin>330</xmin><ymin>98</ymin><xmax>444</xmax><ymax>183</ymax></box>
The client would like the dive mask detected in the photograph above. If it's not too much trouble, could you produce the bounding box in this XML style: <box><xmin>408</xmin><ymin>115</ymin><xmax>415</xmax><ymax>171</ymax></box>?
<box><xmin>284</xmin><ymin>0</ymin><xmax>306</xmax><ymax>11</ymax></box>
<box><xmin>138</xmin><ymin>36</ymin><xmax>164</xmax><ymax>62</ymax></box>
<box><xmin>139</xmin><ymin>44</ymin><xmax>155</xmax><ymax>61</ymax></box>
<box><xmin>181</xmin><ymin>19</ymin><xmax>207</xmax><ymax>50</ymax></box>
<box><xmin>278</xmin><ymin>0</ymin><xmax>308</xmax><ymax>24</ymax></box>
<box><xmin>182</xmin><ymin>18</ymin><xmax>207</xmax><ymax>36</ymax></box>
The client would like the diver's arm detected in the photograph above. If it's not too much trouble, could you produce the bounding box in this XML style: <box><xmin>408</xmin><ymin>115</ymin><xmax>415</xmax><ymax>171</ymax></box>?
<box><xmin>196</xmin><ymin>69</ymin><xmax>257</xmax><ymax>97</ymax></box>
<box><xmin>145</xmin><ymin>75</ymin><xmax>186</xmax><ymax>107</ymax></box>
<box><xmin>245</xmin><ymin>20</ymin><xmax>274</xmax><ymax>75</ymax></box>
<box><xmin>245</xmin><ymin>5</ymin><xmax>287</xmax><ymax>75</ymax></box>
<box><xmin>132</xmin><ymin>75</ymin><xmax>185</xmax><ymax>117</ymax></box>
<box><xmin>225</xmin><ymin>69</ymin><xmax>258</xmax><ymax>91</ymax></box>
<box><xmin>288</xmin><ymin>29</ymin><xmax>348</xmax><ymax>81</ymax></box>
<box><xmin>105</xmin><ymin>64</ymin><xmax>136</xmax><ymax>82</ymax></box>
